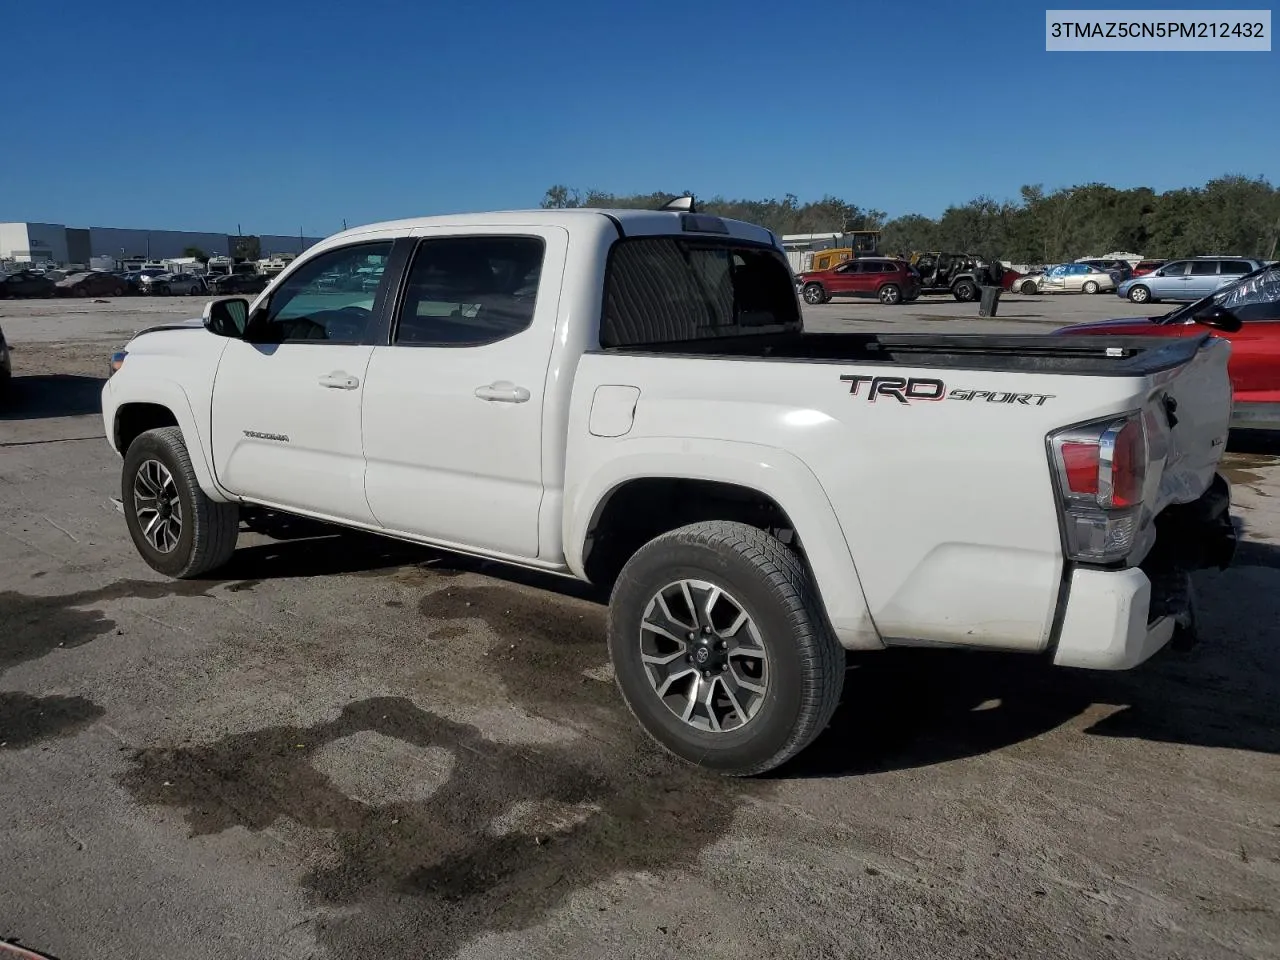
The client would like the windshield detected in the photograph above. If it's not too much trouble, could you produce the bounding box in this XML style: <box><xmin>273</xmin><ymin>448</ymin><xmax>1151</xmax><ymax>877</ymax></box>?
<box><xmin>1159</xmin><ymin>263</ymin><xmax>1277</xmax><ymax>324</ymax></box>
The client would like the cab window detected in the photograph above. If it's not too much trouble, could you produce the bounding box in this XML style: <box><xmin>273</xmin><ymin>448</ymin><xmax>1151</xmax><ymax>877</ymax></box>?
<box><xmin>246</xmin><ymin>241</ymin><xmax>392</xmax><ymax>344</ymax></box>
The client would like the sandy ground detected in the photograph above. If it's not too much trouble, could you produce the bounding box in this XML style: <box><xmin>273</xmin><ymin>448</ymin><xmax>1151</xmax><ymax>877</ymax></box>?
<box><xmin>1</xmin><ymin>293</ymin><xmax>1277</xmax><ymax>960</ymax></box>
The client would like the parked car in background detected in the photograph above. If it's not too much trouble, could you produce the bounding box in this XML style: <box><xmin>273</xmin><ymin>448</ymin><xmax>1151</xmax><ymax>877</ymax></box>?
<box><xmin>1117</xmin><ymin>257</ymin><xmax>1264</xmax><ymax>304</ymax></box>
<box><xmin>1012</xmin><ymin>269</ymin><xmax>1045</xmax><ymax>294</ymax></box>
<box><xmin>1078</xmin><ymin>258</ymin><xmax>1133</xmax><ymax>284</ymax></box>
<box><xmin>55</xmin><ymin>271</ymin><xmax>129</xmax><ymax>298</ymax></box>
<box><xmin>1131</xmin><ymin>259</ymin><xmax>1166</xmax><ymax>278</ymax></box>
<box><xmin>798</xmin><ymin>256</ymin><xmax>921</xmax><ymax>305</ymax></box>
<box><xmin>206</xmin><ymin>272</ymin><xmax>270</xmax><ymax>296</ymax></box>
<box><xmin>1039</xmin><ymin>263</ymin><xmax>1116</xmax><ymax>294</ymax></box>
<box><xmin>910</xmin><ymin>252</ymin><xmax>992</xmax><ymax>302</ymax></box>
<box><xmin>1057</xmin><ymin>262</ymin><xmax>1280</xmax><ymax>430</ymax></box>
<box><xmin>140</xmin><ymin>273</ymin><xmax>207</xmax><ymax>296</ymax></box>
<box><xmin>1</xmin><ymin>269</ymin><xmax>57</xmax><ymax>298</ymax></box>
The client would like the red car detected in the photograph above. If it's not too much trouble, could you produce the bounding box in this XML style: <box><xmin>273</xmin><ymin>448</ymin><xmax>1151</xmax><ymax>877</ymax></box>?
<box><xmin>798</xmin><ymin>257</ymin><xmax>921</xmax><ymax>306</ymax></box>
<box><xmin>1131</xmin><ymin>259</ymin><xmax>1166</xmax><ymax>278</ymax></box>
<box><xmin>1055</xmin><ymin>262</ymin><xmax>1280</xmax><ymax>430</ymax></box>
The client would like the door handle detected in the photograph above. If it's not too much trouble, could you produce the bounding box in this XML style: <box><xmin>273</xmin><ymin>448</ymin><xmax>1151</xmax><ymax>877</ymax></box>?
<box><xmin>474</xmin><ymin>381</ymin><xmax>530</xmax><ymax>403</ymax></box>
<box><xmin>319</xmin><ymin>371</ymin><xmax>360</xmax><ymax>390</ymax></box>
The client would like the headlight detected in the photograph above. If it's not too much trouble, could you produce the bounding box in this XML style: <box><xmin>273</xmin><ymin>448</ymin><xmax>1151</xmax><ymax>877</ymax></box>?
<box><xmin>109</xmin><ymin>350</ymin><xmax>127</xmax><ymax>376</ymax></box>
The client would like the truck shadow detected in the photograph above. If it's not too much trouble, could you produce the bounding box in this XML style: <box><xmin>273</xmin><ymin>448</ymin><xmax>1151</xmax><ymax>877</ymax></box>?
<box><xmin>784</xmin><ymin>540</ymin><xmax>1280</xmax><ymax>779</ymax></box>
<box><xmin>0</xmin><ymin>374</ymin><xmax>105</xmax><ymax>421</ymax></box>
<box><xmin>1227</xmin><ymin>429</ymin><xmax>1280</xmax><ymax>456</ymax></box>
<box><xmin>208</xmin><ymin>511</ymin><xmax>1280</xmax><ymax>779</ymax></box>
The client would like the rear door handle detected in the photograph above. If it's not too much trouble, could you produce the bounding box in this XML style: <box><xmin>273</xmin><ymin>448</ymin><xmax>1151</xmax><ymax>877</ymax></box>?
<box><xmin>319</xmin><ymin>371</ymin><xmax>360</xmax><ymax>390</ymax></box>
<box><xmin>474</xmin><ymin>381</ymin><xmax>530</xmax><ymax>403</ymax></box>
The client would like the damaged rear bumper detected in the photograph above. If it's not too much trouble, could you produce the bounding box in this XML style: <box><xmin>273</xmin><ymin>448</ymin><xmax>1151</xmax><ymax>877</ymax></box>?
<box><xmin>1051</xmin><ymin>474</ymin><xmax>1235</xmax><ymax>670</ymax></box>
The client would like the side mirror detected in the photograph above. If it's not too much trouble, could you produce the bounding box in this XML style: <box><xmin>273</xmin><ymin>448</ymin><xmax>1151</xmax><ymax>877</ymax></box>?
<box><xmin>203</xmin><ymin>297</ymin><xmax>249</xmax><ymax>338</ymax></box>
<box><xmin>1194</xmin><ymin>303</ymin><xmax>1242</xmax><ymax>333</ymax></box>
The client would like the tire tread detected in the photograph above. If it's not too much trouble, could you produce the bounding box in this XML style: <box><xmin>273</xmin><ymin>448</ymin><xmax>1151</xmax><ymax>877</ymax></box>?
<box><xmin>127</xmin><ymin>427</ymin><xmax>238</xmax><ymax>578</ymax></box>
<box><xmin>609</xmin><ymin>520</ymin><xmax>844</xmax><ymax>777</ymax></box>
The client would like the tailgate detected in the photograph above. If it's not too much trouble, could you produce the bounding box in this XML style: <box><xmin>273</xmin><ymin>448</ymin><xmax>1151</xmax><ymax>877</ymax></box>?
<box><xmin>1147</xmin><ymin>335</ymin><xmax>1233</xmax><ymax>513</ymax></box>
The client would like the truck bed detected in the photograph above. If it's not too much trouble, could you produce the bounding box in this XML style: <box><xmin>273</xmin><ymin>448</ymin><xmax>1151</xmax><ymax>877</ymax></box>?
<box><xmin>600</xmin><ymin>331</ymin><xmax>1214</xmax><ymax>377</ymax></box>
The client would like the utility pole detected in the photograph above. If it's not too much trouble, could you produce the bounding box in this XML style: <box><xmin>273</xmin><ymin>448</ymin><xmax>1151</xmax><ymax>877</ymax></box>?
<box><xmin>1266</xmin><ymin>212</ymin><xmax>1280</xmax><ymax>261</ymax></box>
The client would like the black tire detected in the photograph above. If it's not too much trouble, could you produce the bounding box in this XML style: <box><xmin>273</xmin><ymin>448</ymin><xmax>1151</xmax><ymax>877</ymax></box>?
<box><xmin>953</xmin><ymin>279</ymin><xmax>976</xmax><ymax>302</ymax></box>
<box><xmin>1020</xmin><ymin>280</ymin><xmax>1038</xmax><ymax>295</ymax></box>
<box><xmin>608</xmin><ymin>520</ymin><xmax>844</xmax><ymax>777</ymax></box>
<box><xmin>878</xmin><ymin>283</ymin><xmax>902</xmax><ymax>305</ymax></box>
<box><xmin>802</xmin><ymin>282</ymin><xmax>826</xmax><ymax>305</ymax></box>
<box><xmin>1128</xmin><ymin>284</ymin><xmax>1152</xmax><ymax>303</ymax></box>
<box><xmin>122</xmin><ymin>426</ymin><xmax>239</xmax><ymax>578</ymax></box>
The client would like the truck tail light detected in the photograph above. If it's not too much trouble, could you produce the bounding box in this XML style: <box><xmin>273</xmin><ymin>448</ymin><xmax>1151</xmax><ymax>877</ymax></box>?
<box><xmin>1049</xmin><ymin>414</ymin><xmax>1148</xmax><ymax>564</ymax></box>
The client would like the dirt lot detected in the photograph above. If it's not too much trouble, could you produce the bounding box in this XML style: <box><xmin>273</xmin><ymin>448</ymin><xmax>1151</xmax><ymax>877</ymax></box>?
<box><xmin>1</xmin><ymin>293</ymin><xmax>1278</xmax><ymax>960</ymax></box>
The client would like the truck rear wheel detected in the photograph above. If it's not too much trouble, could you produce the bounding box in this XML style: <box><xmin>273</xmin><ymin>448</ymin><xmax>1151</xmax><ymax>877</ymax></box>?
<box><xmin>122</xmin><ymin>426</ymin><xmax>239</xmax><ymax>578</ymax></box>
<box><xmin>953</xmin><ymin>279</ymin><xmax>976</xmax><ymax>302</ymax></box>
<box><xmin>608</xmin><ymin>521</ymin><xmax>844</xmax><ymax>777</ymax></box>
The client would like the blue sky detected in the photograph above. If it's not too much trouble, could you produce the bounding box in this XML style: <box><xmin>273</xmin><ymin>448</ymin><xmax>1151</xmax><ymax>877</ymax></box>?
<box><xmin>2</xmin><ymin>0</ymin><xmax>1274</xmax><ymax>236</ymax></box>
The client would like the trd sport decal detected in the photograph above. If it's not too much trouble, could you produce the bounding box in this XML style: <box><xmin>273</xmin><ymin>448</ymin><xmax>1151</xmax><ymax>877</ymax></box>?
<box><xmin>839</xmin><ymin>375</ymin><xmax>1054</xmax><ymax>407</ymax></box>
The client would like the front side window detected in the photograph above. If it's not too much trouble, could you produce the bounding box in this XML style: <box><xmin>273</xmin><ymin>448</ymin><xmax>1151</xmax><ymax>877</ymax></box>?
<box><xmin>602</xmin><ymin>237</ymin><xmax>800</xmax><ymax>347</ymax></box>
<box><xmin>394</xmin><ymin>235</ymin><xmax>544</xmax><ymax>347</ymax></box>
<box><xmin>248</xmin><ymin>241</ymin><xmax>392</xmax><ymax>344</ymax></box>
<box><xmin>1160</xmin><ymin>261</ymin><xmax>1189</xmax><ymax>277</ymax></box>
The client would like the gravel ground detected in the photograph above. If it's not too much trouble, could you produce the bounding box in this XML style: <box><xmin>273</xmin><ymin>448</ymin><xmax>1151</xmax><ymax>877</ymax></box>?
<box><xmin>1</xmin><ymin>294</ymin><xmax>1277</xmax><ymax>960</ymax></box>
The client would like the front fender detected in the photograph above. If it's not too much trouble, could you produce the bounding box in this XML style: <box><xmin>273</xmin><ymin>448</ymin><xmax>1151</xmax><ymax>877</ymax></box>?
<box><xmin>565</xmin><ymin>437</ymin><xmax>882</xmax><ymax>650</ymax></box>
<box><xmin>102</xmin><ymin>375</ymin><xmax>232</xmax><ymax>503</ymax></box>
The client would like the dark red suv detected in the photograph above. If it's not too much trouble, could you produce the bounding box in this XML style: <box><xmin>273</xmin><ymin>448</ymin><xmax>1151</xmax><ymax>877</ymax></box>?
<box><xmin>798</xmin><ymin>257</ymin><xmax>921</xmax><ymax>305</ymax></box>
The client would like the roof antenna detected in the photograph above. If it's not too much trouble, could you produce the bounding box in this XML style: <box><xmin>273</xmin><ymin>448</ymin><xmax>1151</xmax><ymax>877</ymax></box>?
<box><xmin>661</xmin><ymin>194</ymin><xmax>697</xmax><ymax>213</ymax></box>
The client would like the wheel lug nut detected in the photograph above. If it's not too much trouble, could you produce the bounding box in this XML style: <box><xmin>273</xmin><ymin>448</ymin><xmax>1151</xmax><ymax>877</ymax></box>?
<box><xmin>686</xmin><ymin>654</ymin><xmax>693</xmax><ymax>662</ymax></box>
<box><xmin>702</xmin><ymin>626</ymin><xmax>711</xmax><ymax>634</ymax></box>
<box><xmin>702</xmin><ymin>670</ymin><xmax>712</xmax><ymax>680</ymax></box>
<box><xmin>717</xmin><ymin>640</ymin><xmax>727</xmax><ymax>650</ymax></box>
<box><xmin>687</xmin><ymin>632</ymin><xmax>696</xmax><ymax>641</ymax></box>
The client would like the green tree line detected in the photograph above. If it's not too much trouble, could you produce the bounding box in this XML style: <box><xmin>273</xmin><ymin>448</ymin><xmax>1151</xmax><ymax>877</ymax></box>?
<box><xmin>542</xmin><ymin>175</ymin><xmax>1280</xmax><ymax>264</ymax></box>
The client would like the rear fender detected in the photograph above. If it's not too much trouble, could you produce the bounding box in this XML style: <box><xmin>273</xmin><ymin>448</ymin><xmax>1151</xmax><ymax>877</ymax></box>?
<box><xmin>565</xmin><ymin>437</ymin><xmax>882</xmax><ymax>650</ymax></box>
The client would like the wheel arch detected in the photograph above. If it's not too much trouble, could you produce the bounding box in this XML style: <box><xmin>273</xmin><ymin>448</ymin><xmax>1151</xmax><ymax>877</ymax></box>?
<box><xmin>110</xmin><ymin>380</ymin><xmax>231</xmax><ymax>503</ymax></box>
<box><xmin>565</xmin><ymin>440</ymin><xmax>882</xmax><ymax>650</ymax></box>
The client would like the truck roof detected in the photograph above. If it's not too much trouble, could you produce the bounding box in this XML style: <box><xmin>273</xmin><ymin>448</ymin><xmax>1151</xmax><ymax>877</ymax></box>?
<box><xmin>321</xmin><ymin>208</ymin><xmax>778</xmax><ymax>248</ymax></box>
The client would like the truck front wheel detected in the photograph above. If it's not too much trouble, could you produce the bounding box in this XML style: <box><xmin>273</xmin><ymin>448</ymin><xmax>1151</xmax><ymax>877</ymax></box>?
<box><xmin>122</xmin><ymin>426</ymin><xmax>239</xmax><ymax>578</ymax></box>
<box><xmin>608</xmin><ymin>520</ymin><xmax>844</xmax><ymax>776</ymax></box>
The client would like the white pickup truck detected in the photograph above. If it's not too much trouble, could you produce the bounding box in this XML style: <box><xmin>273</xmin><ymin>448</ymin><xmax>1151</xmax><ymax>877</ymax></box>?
<box><xmin>101</xmin><ymin>205</ymin><xmax>1239</xmax><ymax>775</ymax></box>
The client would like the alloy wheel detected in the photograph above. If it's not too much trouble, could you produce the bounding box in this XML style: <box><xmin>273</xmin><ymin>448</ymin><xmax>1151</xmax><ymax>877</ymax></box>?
<box><xmin>133</xmin><ymin>459</ymin><xmax>183</xmax><ymax>553</ymax></box>
<box><xmin>638</xmin><ymin>579</ymin><xmax>770</xmax><ymax>733</ymax></box>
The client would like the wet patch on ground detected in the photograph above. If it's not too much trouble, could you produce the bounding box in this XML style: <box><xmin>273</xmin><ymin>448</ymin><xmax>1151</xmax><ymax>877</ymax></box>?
<box><xmin>119</xmin><ymin>696</ymin><xmax>759</xmax><ymax>960</ymax></box>
<box><xmin>0</xmin><ymin>578</ymin><xmax>226</xmax><ymax>674</ymax></box>
<box><xmin>0</xmin><ymin>692</ymin><xmax>105</xmax><ymax>748</ymax></box>
<box><xmin>418</xmin><ymin>584</ymin><xmax>616</xmax><ymax>717</ymax></box>
<box><xmin>1220</xmin><ymin>452</ymin><xmax>1280</xmax><ymax>491</ymax></box>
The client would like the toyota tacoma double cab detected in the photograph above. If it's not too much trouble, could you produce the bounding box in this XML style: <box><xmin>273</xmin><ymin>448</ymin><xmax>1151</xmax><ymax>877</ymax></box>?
<box><xmin>102</xmin><ymin>204</ymin><xmax>1238</xmax><ymax>776</ymax></box>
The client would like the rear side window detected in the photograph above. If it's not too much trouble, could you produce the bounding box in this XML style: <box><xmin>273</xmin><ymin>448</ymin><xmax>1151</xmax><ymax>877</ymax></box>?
<box><xmin>1190</xmin><ymin>261</ymin><xmax>1218</xmax><ymax>276</ymax></box>
<box><xmin>395</xmin><ymin>235</ymin><xmax>544</xmax><ymax>347</ymax></box>
<box><xmin>1221</xmin><ymin>260</ymin><xmax>1253</xmax><ymax>275</ymax></box>
<box><xmin>601</xmin><ymin>237</ymin><xmax>800</xmax><ymax>347</ymax></box>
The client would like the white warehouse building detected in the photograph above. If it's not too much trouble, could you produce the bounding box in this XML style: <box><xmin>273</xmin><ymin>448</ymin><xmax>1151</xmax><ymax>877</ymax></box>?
<box><xmin>0</xmin><ymin>221</ymin><xmax>324</xmax><ymax>266</ymax></box>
